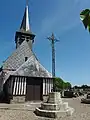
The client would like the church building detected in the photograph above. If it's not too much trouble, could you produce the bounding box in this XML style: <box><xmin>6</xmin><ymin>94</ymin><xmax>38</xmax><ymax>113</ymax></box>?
<box><xmin>0</xmin><ymin>4</ymin><xmax>53</xmax><ymax>103</ymax></box>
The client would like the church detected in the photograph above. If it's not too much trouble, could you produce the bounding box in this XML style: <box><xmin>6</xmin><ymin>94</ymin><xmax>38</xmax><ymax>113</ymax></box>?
<box><xmin>0</xmin><ymin>4</ymin><xmax>53</xmax><ymax>103</ymax></box>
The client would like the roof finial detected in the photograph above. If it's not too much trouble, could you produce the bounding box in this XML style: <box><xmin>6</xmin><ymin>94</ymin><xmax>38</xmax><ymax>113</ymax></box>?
<box><xmin>26</xmin><ymin>0</ymin><xmax>29</xmax><ymax>6</ymax></box>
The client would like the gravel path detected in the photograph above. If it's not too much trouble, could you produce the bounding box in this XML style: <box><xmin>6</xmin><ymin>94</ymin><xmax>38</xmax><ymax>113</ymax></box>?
<box><xmin>60</xmin><ymin>97</ymin><xmax>90</xmax><ymax>120</ymax></box>
<box><xmin>0</xmin><ymin>96</ymin><xmax>90</xmax><ymax>120</ymax></box>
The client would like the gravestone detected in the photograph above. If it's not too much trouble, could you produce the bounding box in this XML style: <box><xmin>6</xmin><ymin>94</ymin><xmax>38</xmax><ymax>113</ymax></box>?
<box><xmin>81</xmin><ymin>93</ymin><xmax>90</xmax><ymax>104</ymax></box>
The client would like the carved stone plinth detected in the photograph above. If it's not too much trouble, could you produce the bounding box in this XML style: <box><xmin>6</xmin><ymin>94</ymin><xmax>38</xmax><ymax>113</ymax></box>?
<box><xmin>35</xmin><ymin>92</ymin><xmax>74</xmax><ymax>118</ymax></box>
<box><xmin>48</xmin><ymin>92</ymin><xmax>62</xmax><ymax>104</ymax></box>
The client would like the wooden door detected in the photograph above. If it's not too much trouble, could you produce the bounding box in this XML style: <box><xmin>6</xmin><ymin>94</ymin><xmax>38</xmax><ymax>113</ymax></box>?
<box><xmin>25</xmin><ymin>77</ymin><xmax>42</xmax><ymax>101</ymax></box>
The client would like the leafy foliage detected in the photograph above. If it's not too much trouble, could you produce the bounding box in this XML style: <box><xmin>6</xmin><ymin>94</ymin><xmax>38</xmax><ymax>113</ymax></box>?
<box><xmin>54</xmin><ymin>77</ymin><xmax>71</xmax><ymax>90</ymax></box>
<box><xmin>80</xmin><ymin>9</ymin><xmax>90</xmax><ymax>32</ymax></box>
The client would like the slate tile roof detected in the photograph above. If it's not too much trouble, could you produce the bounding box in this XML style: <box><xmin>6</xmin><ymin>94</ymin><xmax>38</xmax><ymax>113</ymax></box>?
<box><xmin>14</xmin><ymin>55</ymin><xmax>52</xmax><ymax>78</ymax></box>
<box><xmin>3</xmin><ymin>40</ymin><xmax>33</xmax><ymax>70</ymax></box>
<box><xmin>2</xmin><ymin>40</ymin><xmax>52</xmax><ymax>84</ymax></box>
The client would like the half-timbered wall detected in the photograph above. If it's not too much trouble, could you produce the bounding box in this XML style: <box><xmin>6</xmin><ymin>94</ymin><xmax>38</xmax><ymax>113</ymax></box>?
<box><xmin>7</xmin><ymin>76</ymin><xmax>26</xmax><ymax>96</ymax></box>
<box><xmin>43</xmin><ymin>78</ymin><xmax>53</xmax><ymax>95</ymax></box>
<box><xmin>6</xmin><ymin>76</ymin><xmax>53</xmax><ymax>97</ymax></box>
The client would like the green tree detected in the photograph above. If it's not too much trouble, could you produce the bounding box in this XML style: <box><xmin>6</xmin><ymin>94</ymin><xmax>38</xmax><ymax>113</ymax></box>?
<box><xmin>54</xmin><ymin>77</ymin><xmax>64</xmax><ymax>90</ymax></box>
<box><xmin>65</xmin><ymin>82</ymin><xmax>71</xmax><ymax>89</ymax></box>
<box><xmin>63</xmin><ymin>82</ymin><xmax>71</xmax><ymax>89</ymax></box>
<box><xmin>80</xmin><ymin>9</ymin><xmax>90</xmax><ymax>32</ymax></box>
<box><xmin>54</xmin><ymin>77</ymin><xmax>72</xmax><ymax>90</ymax></box>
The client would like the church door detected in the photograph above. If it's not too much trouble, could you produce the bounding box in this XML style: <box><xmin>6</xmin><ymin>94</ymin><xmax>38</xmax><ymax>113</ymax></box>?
<box><xmin>25</xmin><ymin>77</ymin><xmax>43</xmax><ymax>101</ymax></box>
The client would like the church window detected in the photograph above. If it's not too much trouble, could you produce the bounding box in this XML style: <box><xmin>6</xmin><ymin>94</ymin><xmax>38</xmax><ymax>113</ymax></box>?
<box><xmin>25</xmin><ymin>57</ymin><xmax>28</xmax><ymax>61</ymax></box>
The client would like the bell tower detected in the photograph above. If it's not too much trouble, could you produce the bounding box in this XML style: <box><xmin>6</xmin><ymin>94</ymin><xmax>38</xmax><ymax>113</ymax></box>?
<box><xmin>15</xmin><ymin>3</ymin><xmax>35</xmax><ymax>49</ymax></box>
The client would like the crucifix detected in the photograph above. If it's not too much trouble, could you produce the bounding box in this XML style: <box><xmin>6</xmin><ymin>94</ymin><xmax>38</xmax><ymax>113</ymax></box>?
<box><xmin>47</xmin><ymin>33</ymin><xmax>59</xmax><ymax>91</ymax></box>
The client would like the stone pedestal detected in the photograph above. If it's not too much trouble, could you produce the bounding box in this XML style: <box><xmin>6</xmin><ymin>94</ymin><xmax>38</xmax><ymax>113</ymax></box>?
<box><xmin>48</xmin><ymin>92</ymin><xmax>62</xmax><ymax>104</ymax></box>
<box><xmin>35</xmin><ymin>92</ymin><xmax>74</xmax><ymax>118</ymax></box>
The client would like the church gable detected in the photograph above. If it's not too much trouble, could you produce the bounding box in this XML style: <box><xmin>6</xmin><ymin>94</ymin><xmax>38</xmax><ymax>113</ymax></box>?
<box><xmin>14</xmin><ymin>55</ymin><xmax>52</xmax><ymax>78</ymax></box>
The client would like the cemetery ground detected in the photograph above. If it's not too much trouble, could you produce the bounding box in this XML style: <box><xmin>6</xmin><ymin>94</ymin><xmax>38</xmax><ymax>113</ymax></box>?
<box><xmin>0</xmin><ymin>96</ymin><xmax>89</xmax><ymax>120</ymax></box>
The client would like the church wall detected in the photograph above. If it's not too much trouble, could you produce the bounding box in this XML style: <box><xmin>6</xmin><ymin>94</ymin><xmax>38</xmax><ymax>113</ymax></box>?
<box><xmin>7</xmin><ymin>76</ymin><xmax>26</xmax><ymax>96</ymax></box>
<box><xmin>4</xmin><ymin>76</ymin><xmax>53</xmax><ymax>103</ymax></box>
<box><xmin>11</xmin><ymin>96</ymin><xmax>25</xmax><ymax>103</ymax></box>
<box><xmin>0</xmin><ymin>72</ymin><xmax>4</xmax><ymax>92</ymax></box>
<box><xmin>43</xmin><ymin>78</ymin><xmax>53</xmax><ymax>95</ymax></box>
<box><xmin>13</xmin><ymin>76</ymin><xmax>26</xmax><ymax>96</ymax></box>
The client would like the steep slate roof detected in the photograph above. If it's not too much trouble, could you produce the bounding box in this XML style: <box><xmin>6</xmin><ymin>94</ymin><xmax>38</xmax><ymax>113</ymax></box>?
<box><xmin>14</xmin><ymin>55</ymin><xmax>52</xmax><ymax>77</ymax></box>
<box><xmin>2</xmin><ymin>40</ymin><xmax>52</xmax><ymax>83</ymax></box>
<box><xmin>3</xmin><ymin>40</ymin><xmax>34</xmax><ymax>70</ymax></box>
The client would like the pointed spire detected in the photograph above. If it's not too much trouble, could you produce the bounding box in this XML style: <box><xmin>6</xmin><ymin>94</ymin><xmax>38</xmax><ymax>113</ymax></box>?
<box><xmin>20</xmin><ymin>2</ymin><xmax>30</xmax><ymax>32</ymax></box>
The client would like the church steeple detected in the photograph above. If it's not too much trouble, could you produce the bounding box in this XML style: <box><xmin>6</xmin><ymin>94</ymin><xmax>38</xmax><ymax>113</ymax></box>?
<box><xmin>15</xmin><ymin>2</ymin><xmax>35</xmax><ymax>49</ymax></box>
<box><xmin>20</xmin><ymin>5</ymin><xmax>30</xmax><ymax>32</ymax></box>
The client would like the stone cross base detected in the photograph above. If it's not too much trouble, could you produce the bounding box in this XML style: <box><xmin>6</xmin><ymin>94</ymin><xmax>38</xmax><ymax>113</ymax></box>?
<box><xmin>35</xmin><ymin>92</ymin><xmax>74</xmax><ymax>118</ymax></box>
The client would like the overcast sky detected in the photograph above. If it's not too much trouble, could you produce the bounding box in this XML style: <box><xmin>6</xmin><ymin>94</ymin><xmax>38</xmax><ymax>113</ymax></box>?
<box><xmin>0</xmin><ymin>0</ymin><xmax>90</xmax><ymax>85</ymax></box>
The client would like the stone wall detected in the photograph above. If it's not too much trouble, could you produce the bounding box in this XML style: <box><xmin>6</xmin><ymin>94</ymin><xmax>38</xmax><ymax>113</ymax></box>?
<box><xmin>43</xmin><ymin>95</ymin><xmax>49</xmax><ymax>102</ymax></box>
<box><xmin>11</xmin><ymin>95</ymin><xmax>49</xmax><ymax>104</ymax></box>
<box><xmin>11</xmin><ymin>96</ymin><xmax>25</xmax><ymax>103</ymax></box>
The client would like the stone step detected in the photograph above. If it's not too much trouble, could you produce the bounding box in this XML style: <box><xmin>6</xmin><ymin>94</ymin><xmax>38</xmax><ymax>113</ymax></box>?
<box><xmin>35</xmin><ymin>107</ymin><xmax>74</xmax><ymax>118</ymax></box>
<box><xmin>35</xmin><ymin>92</ymin><xmax>74</xmax><ymax>118</ymax></box>
<box><xmin>41</xmin><ymin>102</ymin><xmax>68</xmax><ymax>111</ymax></box>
